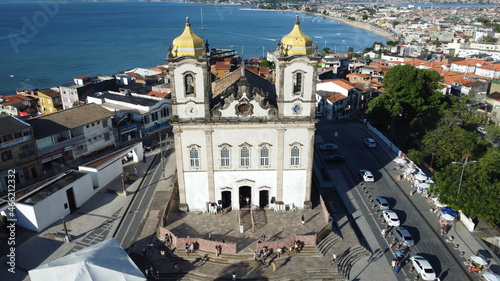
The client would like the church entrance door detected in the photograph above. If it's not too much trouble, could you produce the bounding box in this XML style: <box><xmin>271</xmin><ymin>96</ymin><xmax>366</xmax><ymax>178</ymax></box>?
<box><xmin>239</xmin><ymin>186</ymin><xmax>251</xmax><ymax>208</ymax></box>
<box><xmin>259</xmin><ymin>190</ymin><xmax>269</xmax><ymax>209</ymax></box>
<box><xmin>221</xmin><ymin>191</ymin><xmax>231</xmax><ymax>209</ymax></box>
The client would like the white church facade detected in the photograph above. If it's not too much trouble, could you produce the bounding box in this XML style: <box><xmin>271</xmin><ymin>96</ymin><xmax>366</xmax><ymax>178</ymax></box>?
<box><xmin>168</xmin><ymin>16</ymin><xmax>320</xmax><ymax>212</ymax></box>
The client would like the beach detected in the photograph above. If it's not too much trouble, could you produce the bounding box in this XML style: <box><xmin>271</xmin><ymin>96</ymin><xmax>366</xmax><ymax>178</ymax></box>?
<box><xmin>241</xmin><ymin>8</ymin><xmax>398</xmax><ymax>42</ymax></box>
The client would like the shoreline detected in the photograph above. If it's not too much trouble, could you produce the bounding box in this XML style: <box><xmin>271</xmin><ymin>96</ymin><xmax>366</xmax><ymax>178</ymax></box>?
<box><xmin>240</xmin><ymin>8</ymin><xmax>398</xmax><ymax>42</ymax></box>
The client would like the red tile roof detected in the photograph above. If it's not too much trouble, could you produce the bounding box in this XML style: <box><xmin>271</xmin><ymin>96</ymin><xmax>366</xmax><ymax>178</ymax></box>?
<box><xmin>326</xmin><ymin>93</ymin><xmax>347</xmax><ymax>103</ymax></box>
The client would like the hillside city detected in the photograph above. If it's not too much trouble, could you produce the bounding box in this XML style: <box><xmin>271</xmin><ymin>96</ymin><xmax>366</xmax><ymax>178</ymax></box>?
<box><xmin>0</xmin><ymin>3</ymin><xmax>499</xmax><ymax>281</ymax></box>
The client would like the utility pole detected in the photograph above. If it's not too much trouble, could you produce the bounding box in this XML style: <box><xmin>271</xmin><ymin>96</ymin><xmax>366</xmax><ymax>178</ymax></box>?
<box><xmin>159</xmin><ymin>132</ymin><xmax>165</xmax><ymax>180</ymax></box>
<box><xmin>452</xmin><ymin>155</ymin><xmax>477</xmax><ymax>201</ymax></box>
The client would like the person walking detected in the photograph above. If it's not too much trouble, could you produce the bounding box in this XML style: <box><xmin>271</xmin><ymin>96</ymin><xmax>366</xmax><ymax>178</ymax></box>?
<box><xmin>391</xmin><ymin>258</ymin><xmax>397</xmax><ymax>270</ymax></box>
<box><xmin>276</xmin><ymin>247</ymin><xmax>282</xmax><ymax>258</ymax></box>
<box><xmin>381</xmin><ymin>227</ymin><xmax>387</xmax><ymax>238</ymax></box>
<box><xmin>160</xmin><ymin>249</ymin><xmax>166</xmax><ymax>260</ymax></box>
<box><xmin>253</xmin><ymin>250</ymin><xmax>258</xmax><ymax>261</ymax></box>
<box><xmin>331</xmin><ymin>252</ymin><xmax>337</xmax><ymax>265</ymax></box>
<box><xmin>301</xmin><ymin>214</ymin><xmax>305</xmax><ymax>226</ymax></box>
<box><xmin>133</xmin><ymin>166</ymin><xmax>137</xmax><ymax>175</ymax></box>
<box><xmin>232</xmin><ymin>272</ymin><xmax>236</xmax><ymax>281</ymax></box>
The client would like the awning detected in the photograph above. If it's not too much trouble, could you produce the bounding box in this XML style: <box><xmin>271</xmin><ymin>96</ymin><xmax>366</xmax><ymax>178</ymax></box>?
<box><xmin>471</xmin><ymin>255</ymin><xmax>488</xmax><ymax>266</ymax></box>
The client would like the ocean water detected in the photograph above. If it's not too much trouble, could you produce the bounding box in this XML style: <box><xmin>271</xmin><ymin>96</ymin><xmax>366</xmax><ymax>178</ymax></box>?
<box><xmin>0</xmin><ymin>1</ymin><xmax>388</xmax><ymax>95</ymax></box>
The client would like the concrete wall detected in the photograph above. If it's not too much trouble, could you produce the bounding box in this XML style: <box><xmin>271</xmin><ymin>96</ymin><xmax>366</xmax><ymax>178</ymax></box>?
<box><xmin>15</xmin><ymin>173</ymin><xmax>93</xmax><ymax>232</ymax></box>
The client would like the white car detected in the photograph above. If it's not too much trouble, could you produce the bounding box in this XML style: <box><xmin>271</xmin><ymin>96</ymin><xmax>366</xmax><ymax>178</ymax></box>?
<box><xmin>382</xmin><ymin>210</ymin><xmax>400</xmax><ymax>226</ymax></box>
<box><xmin>364</xmin><ymin>138</ymin><xmax>377</xmax><ymax>148</ymax></box>
<box><xmin>359</xmin><ymin>170</ymin><xmax>374</xmax><ymax>182</ymax></box>
<box><xmin>410</xmin><ymin>255</ymin><xmax>436</xmax><ymax>280</ymax></box>
<box><xmin>319</xmin><ymin>143</ymin><xmax>338</xmax><ymax>151</ymax></box>
<box><xmin>373</xmin><ymin>197</ymin><xmax>390</xmax><ymax>210</ymax></box>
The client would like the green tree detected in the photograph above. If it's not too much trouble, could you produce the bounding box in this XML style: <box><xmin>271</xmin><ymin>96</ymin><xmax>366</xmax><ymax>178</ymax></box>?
<box><xmin>483</xmin><ymin>36</ymin><xmax>498</xmax><ymax>43</ymax></box>
<box><xmin>347</xmin><ymin>46</ymin><xmax>354</xmax><ymax>55</ymax></box>
<box><xmin>391</xmin><ymin>21</ymin><xmax>400</xmax><ymax>28</ymax></box>
<box><xmin>362</xmin><ymin>15</ymin><xmax>368</xmax><ymax>20</ymax></box>
<box><xmin>260</xmin><ymin>59</ymin><xmax>272</xmax><ymax>68</ymax></box>
<box><xmin>386</xmin><ymin>40</ymin><xmax>399</xmax><ymax>46</ymax></box>
<box><xmin>366</xmin><ymin>64</ymin><xmax>444</xmax><ymax>139</ymax></box>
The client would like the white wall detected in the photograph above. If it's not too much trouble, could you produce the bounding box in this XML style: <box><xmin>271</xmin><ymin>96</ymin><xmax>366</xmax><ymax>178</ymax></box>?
<box><xmin>79</xmin><ymin>159</ymin><xmax>122</xmax><ymax>191</ymax></box>
<box><xmin>16</xmin><ymin>173</ymin><xmax>93</xmax><ymax>232</ymax></box>
<box><xmin>184</xmin><ymin>171</ymin><xmax>209</xmax><ymax>211</ymax></box>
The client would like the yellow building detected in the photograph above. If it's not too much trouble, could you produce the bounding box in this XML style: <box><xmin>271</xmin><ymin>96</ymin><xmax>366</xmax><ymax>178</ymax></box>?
<box><xmin>36</xmin><ymin>88</ymin><xmax>62</xmax><ymax>114</ymax></box>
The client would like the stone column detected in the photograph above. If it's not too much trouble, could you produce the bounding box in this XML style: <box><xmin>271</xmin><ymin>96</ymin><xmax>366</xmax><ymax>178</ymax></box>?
<box><xmin>204</xmin><ymin>129</ymin><xmax>215</xmax><ymax>204</ymax></box>
<box><xmin>276</xmin><ymin>128</ymin><xmax>285</xmax><ymax>203</ymax></box>
<box><xmin>303</xmin><ymin>126</ymin><xmax>316</xmax><ymax>209</ymax></box>
<box><xmin>173</xmin><ymin>125</ymin><xmax>188</xmax><ymax>211</ymax></box>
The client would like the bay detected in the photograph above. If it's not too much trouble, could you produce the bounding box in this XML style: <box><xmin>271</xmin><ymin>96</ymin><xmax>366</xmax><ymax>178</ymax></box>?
<box><xmin>0</xmin><ymin>1</ymin><xmax>388</xmax><ymax>95</ymax></box>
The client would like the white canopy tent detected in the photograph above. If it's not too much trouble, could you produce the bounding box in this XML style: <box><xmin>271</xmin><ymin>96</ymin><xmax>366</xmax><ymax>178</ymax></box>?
<box><xmin>29</xmin><ymin>238</ymin><xmax>146</xmax><ymax>281</ymax></box>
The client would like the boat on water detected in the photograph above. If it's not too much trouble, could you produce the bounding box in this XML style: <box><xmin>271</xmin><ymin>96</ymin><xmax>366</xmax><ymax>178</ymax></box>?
<box><xmin>336</xmin><ymin>33</ymin><xmax>342</xmax><ymax>35</ymax></box>
<box><xmin>315</xmin><ymin>36</ymin><xmax>323</xmax><ymax>39</ymax></box>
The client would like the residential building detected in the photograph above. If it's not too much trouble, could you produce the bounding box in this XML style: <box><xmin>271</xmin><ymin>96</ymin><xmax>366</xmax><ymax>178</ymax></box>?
<box><xmin>87</xmin><ymin>90</ymin><xmax>171</xmax><ymax>147</ymax></box>
<box><xmin>316</xmin><ymin>79</ymin><xmax>360</xmax><ymax>120</ymax></box>
<box><xmin>0</xmin><ymin>94</ymin><xmax>38</xmax><ymax>117</ymax></box>
<box><xmin>26</xmin><ymin>103</ymin><xmax>115</xmax><ymax>174</ymax></box>
<box><xmin>168</xmin><ymin>16</ymin><xmax>318</xmax><ymax>211</ymax></box>
<box><xmin>0</xmin><ymin>116</ymin><xmax>41</xmax><ymax>192</ymax></box>
<box><xmin>59</xmin><ymin>75</ymin><xmax>117</xmax><ymax>109</ymax></box>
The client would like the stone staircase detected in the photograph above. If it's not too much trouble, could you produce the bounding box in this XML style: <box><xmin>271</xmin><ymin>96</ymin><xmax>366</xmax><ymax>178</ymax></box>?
<box><xmin>337</xmin><ymin>245</ymin><xmax>371</xmax><ymax>278</ymax></box>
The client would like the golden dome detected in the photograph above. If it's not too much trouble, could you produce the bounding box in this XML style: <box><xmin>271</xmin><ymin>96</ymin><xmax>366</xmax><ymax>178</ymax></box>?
<box><xmin>281</xmin><ymin>15</ymin><xmax>314</xmax><ymax>56</ymax></box>
<box><xmin>172</xmin><ymin>17</ymin><xmax>204</xmax><ymax>57</ymax></box>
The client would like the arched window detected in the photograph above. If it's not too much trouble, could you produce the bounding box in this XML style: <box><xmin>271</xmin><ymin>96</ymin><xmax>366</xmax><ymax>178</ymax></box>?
<box><xmin>291</xmin><ymin>146</ymin><xmax>300</xmax><ymax>166</ymax></box>
<box><xmin>240</xmin><ymin>147</ymin><xmax>250</xmax><ymax>167</ymax></box>
<box><xmin>190</xmin><ymin>147</ymin><xmax>199</xmax><ymax>168</ymax></box>
<box><xmin>260</xmin><ymin>146</ymin><xmax>269</xmax><ymax>167</ymax></box>
<box><xmin>184</xmin><ymin>74</ymin><xmax>195</xmax><ymax>96</ymax></box>
<box><xmin>221</xmin><ymin>147</ymin><xmax>230</xmax><ymax>167</ymax></box>
<box><xmin>293</xmin><ymin>72</ymin><xmax>302</xmax><ymax>94</ymax></box>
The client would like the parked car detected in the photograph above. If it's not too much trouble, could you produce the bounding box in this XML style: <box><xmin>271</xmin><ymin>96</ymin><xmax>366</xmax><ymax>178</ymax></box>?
<box><xmin>359</xmin><ymin>170</ymin><xmax>374</xmax><ymax>182</ymax></box>
<box><xmin>319</xmin><ymin>143</ymin><xmax>338</xmax><ymax>151</ymax></box>
<box><xmin>364</xmin><ymin>138</ymin><xmax>377</xmax><ymax>148</ymax></box>
<box><xmin>373</xmin><ymin>197</ymin><xmax>390</xmax><ymax>210</ymax></box>
<box><xmin>392</xmin><ymin>227</ymin><xmax>415</xmax><ymax>247</ymax></box>
<box><xmin>382</xmin><ymin>210</ymin><xmax>400</xmax><ymax>226</ymax></box>
<box><xmin>477</xmin><ymin>126</ymin><xmax>485</xmax><ymax>134</ymax></box>
<box><xmin>410</xmin><ymin>255</ymin><xmax>436</xmax><ymax>280</ymax></box>
<box><xmin>323</xmin><ymin>154</ymin><xmax>345</xmax><ymax>163</ymax></box>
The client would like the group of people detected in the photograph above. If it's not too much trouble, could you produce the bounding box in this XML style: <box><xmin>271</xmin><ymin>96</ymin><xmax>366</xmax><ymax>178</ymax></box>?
<box><xmin>185</xmin><ymin>242</ymin><xmax>195</xmax><ymax>255</ymax></box>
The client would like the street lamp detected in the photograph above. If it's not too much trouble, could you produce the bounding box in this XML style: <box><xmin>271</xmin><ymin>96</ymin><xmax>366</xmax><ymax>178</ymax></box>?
<box><xmin>451</xmin><ymin>155</ymin><xmax>477</xmax><ymax>200</ymax></box>
<box><xmin>121</xmin><ymin>173</ymin><xmax>126</xmax><ymax>196</ymax></box>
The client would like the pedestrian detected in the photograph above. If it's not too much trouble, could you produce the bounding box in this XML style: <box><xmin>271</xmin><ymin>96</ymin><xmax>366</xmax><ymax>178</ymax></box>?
<box><xmin>232</xmin><ymin>272</ymin><xmax>236</xmax><ymax>281</ymax></box>
<box><xmin>272</xmin><ymin>260</ymin><xmax>277</xmax><ymax>272</ymax></box>
<box><xmin>208</xmin><ymin>233</ymin><xmax>212</xmax><ymax>240</ymax></box>
<box><xmin>301</xmin><ymin>214</ymin><xmax>305</xmax><ymax>226</ymax></box>
<box><xmin>160</xmin><ymin>249</ymin><xmax>166</xmax><ymax>260</ymax></box>
<box><xmin>133</xmin><ymin>166</ymin><xmax>137</xmax><ymax>175</ymax></box>
<box><xmin>331</xmin><ymin>252</ymin><xmax>337</xmax><ymax>264</ymax></box>
<box><xmin>261</xmin><ymin>256</ymin><xmax>268</xmax><ymax>268</ymax></box>
<box><xmin>189</xmin><ymin>242</ymin><xmax>195</xmax><ymax>253</ymax></box>
<box><xmin>391</xmin><ymin>258</ymin><xmax>397</xmax><ymax>270</ymax></box>
<box><xmin>381</xmin><ymin>228</ymin><xmax>387</xmax><ymax>238</ymax></box>
<box><xmin>185</xmin><ymin>243</ymin><xmax>190</xmax><ymax>255</ymax></box>
<box><xmin>260</xmin><ymin>234</ymin><xmax>266</xmax><ymax>242</ymax></box>
<box><xmin>253</xmin><ymin>250</ymin><xmax>258</xmax><ymax>261</ymax></box>
<box><xmin>276</xmin><ymin>247</ymin><xmax>282</xmax><ymax>258</ymax></box>
<box><xmin>215</xmin><ymin>245</ymin><xmax>219</xmax><ymax>256</ymax></box>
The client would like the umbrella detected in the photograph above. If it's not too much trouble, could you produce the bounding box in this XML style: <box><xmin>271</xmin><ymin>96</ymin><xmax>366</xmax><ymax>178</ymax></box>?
<box><xmin>441</xmin><ymin>213</ymin><xmax>455</xmax><ymax>221</ymax></box>
<box><xmin>394</xmin><ymin>158</ymin><xmax>407</xmax><ymax>164</ymax></box>
<box><xmin>405</xmin><ymin>168</ymin><xmax>416</xmax><ymax>174</ymax></box>
<box><xmin>441</xmin><ymin>207</ymin><xmax>459</xmax><ymax>217</ymax></box>
<box><xmin>434</xmin><ymin>199</ymin><xmax>447</xmax><ymax>208</ymax></box>
<box><xmin>426</xmin><ymin>179</ymin><xmax>435</xmax><ymax>184</ymax></box>
<box><xmin>415</xmin><ymin>174</ymin><xmax>428</xmax><ymax>181</ymax></box>
<box><xmin>471</xmin><ymin>255</ymin><xmax>488</xmax><ymax>266</ymax></box>
<box><xmin>482</xmin><ymin>271</ymin><xmax>500</xmax><ymax>281</ymax></box>
<box><xmin>419</xmin><ymin>182</ymin><xmax>431</xmax><ymax>189</ymax></box>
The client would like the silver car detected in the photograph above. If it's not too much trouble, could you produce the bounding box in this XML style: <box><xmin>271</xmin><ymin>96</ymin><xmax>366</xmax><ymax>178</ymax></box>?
<box><xmin>373</xmin><ymin>197</ymin><xmax>390</xmax><ymax>210</ymax></box>
<box><xmin>393</xmin><ymin>227</ymin><xmax>415</xmax><ymax>247</ymax></box>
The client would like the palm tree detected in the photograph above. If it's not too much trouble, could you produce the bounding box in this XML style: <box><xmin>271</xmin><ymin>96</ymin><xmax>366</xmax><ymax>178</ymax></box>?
<box><xmin>347</xmin><ymin>46</ymin><xmax>354</xmax><ymax>56</ymax></box>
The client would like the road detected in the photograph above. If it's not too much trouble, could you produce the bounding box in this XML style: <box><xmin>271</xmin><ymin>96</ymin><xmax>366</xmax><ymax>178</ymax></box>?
<box><xmin>113</xmin><ymin>142</ymin><xmax>171</xmax><ymax>249</ymax></box>
<box><xmin>316</xmin><ymin>119</ymin><xmax>474</xmax><ymax>281</ymax></box>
